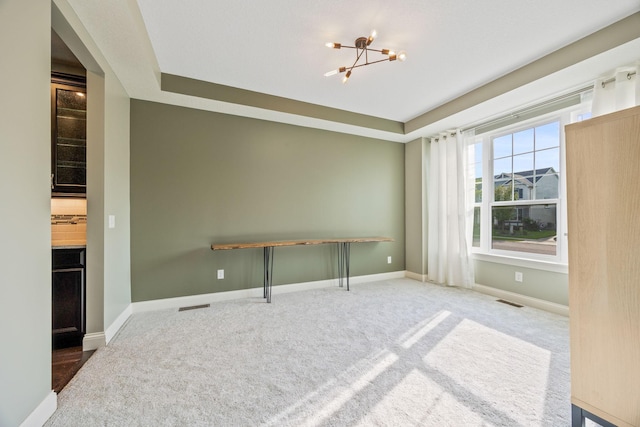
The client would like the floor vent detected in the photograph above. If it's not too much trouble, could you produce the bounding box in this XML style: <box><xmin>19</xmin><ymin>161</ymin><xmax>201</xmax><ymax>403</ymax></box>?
<box><xmin>178</xmin><ymin>304</ymin><xmax>210</xmax><ymax>312</ymax></box>
<box><xmin>496</xmin><ymin>299</ymin><xmax>523</xmax><ymax>308</ymax></box>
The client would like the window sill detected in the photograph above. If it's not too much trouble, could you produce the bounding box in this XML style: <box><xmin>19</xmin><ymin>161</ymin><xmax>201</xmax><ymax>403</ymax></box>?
<box><xmin>472</xmin><ymin>252</ymin><xmax>568</xmax><ymax>274</ymax></box>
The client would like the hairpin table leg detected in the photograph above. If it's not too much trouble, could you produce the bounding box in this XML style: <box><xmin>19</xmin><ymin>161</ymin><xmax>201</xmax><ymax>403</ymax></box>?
<box><xmin>263</xmin><ymin>246</ymin><xmax>274</xmax><ymax>303</ymax></box>
<box><xmin>344</xmin><ymin>242</ymin><xmax>351</xmax><ymax>291</ymax></box>
<box><xmin>337</xmin><ymin>243</ymin><xmax>344</xmax><ymax>287</ymax></box>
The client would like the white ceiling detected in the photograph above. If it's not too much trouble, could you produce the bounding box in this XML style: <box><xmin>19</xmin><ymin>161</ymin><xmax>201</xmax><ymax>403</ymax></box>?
<box><xmin>65</xmin><ymin>0</ymin><xmax>640</xmax><ymax>142</ymax></box>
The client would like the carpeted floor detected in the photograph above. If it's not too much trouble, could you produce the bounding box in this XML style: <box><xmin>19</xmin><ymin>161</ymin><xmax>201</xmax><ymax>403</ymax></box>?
<box><xmin>46</xmin><ymin>278</ymin><xmax>574</xmax><ymax>426</ymax></box>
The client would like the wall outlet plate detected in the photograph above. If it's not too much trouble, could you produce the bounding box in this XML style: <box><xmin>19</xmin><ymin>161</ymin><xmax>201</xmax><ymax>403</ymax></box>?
<box><xmin>217</xmin><ymin>269</ymin><xmax>224</xmax><ymax>279</ymax></box>
<box><xmin>387</xmin><ymin>256</ymin><xmax>392</xmax><ymax>264</ymax></box>
<box><xmin>515</xmin><ymin>271</ymin><xmax>523</xmax><ymax>282</ymax></box>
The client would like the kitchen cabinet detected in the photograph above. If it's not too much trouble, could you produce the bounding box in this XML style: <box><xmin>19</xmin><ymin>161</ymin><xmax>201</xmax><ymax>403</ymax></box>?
<box><xmin>52</xmin><ymin>247</ymin><xmax>86</xmax><ymax>349</ymax></box>
<box><xmin>51</xmin><ymin>73</ymin><xmax>86</xmax><ymax>195</ymax></box>
<box><xmin>565</xmin><ymin>105</ymin><xmax>640</xmax><ymax>427</ymax></box>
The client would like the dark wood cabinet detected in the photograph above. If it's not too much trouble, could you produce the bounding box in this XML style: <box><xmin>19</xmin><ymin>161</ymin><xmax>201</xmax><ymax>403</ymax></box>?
<box><xmin>52</xmin><ymin>248</ymin><xmax>86</xmax><ymax>349</ymax></box>
<box><xmin>51</xmin><ymin>73</ymin><xmax>86</xmax><ymax>196</ymax></box>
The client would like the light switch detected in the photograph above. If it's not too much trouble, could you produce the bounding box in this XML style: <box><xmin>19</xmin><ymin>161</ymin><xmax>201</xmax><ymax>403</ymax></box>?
<box><xmin>108</xmin><ymin>215</ymin><xmax>116</xmax><ymax>229</ymax></box>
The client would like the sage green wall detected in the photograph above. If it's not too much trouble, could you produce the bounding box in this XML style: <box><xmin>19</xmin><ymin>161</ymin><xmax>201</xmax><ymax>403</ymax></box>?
<box><xmin>130</xmin><ymin>100</ymin><xmax>405</xmax><ymax>302</ymax></box>
<box><xmin>404</xmin><ymin>138</ymin><xmax>427</xmax><ymax>276</ymax></box>
<box><xmin>474</xmin><ymin>260</ymin><xmax>569</xmax><ymax>305</ymax></box>
<box><xmin>0</xmin><ymin>1</ymin><xmax>52</xmax><ymax>425</ymax></box>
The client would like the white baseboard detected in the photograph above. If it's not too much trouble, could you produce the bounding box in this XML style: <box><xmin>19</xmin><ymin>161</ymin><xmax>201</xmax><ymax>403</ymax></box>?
<box><xmin>82</xmin><ymin>332</ymin><xmax>105</xmax><ymax>351</ymax></box>
<box><xmin>132</xmin><ymin>271</ymin><xmax>406</xmax><ymax>313</ymax></box>
<box><xmin>105</xmin><ymin>304</ymin><xmax>133</xmax><ymax>344</ymax></box>
<box><xmin>472</xmin><ymin>283</ymin><xmax>569</xmax><ymax>317</ymax></box>
<box><xmin>82</xmin><ymin>305</ymin><xmax>132</xmax><ymax>349</ymax></box>
<box><xmin>262</xmin><ymin>277</ymin><xmax>337</xmax><ymax>296</ymax></box>
<box><xmin>405</xmin><ymin>271</ymin><xmax>427</xmax><ymax>282</ymax></box>
<box><xmin>349</xmin><ymin>271</ymin><xmax>405</xmax><ymax>284</ymax></box>
<box><xmin>19</xmin><ymin>390</ymin><xmax>56</xmax><ymax>427</ymax></box>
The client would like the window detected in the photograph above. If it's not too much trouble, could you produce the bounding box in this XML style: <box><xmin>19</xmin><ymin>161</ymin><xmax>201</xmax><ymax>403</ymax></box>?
<box><xmin>470</xmin><ymin>107</ymin><xmax>585</xmax><ymax>264</ymax></box>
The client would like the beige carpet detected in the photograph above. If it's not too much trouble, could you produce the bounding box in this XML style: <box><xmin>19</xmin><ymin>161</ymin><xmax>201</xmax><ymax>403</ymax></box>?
<box><xmin>46</xmin><ymin>278</ymin><xmax>573</xmax><ymax>426</ymax></box>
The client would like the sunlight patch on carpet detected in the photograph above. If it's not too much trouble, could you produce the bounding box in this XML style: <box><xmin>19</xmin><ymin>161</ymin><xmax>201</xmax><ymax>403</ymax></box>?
<box><xmin>301</xmin><ymin>351</ymin><xmax>399</xmax><ymax>426</ymax></box>
<box><xmin>399</xmin><ymin>310</ymin><xmax>452</xmax><ymax>349</ymax></box>
<box><xmin>356</xmin><ymin>368</ymin><xmax>490</xmax><ymax>426</ymax></box>
<box><xmin>424</xmin><ymin>318</ymin><xmax>551</xmax><ymax>425</ymax></box>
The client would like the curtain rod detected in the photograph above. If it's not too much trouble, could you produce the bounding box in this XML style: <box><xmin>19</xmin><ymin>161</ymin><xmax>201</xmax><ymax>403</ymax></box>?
<box><xmin>601</xmin><ymin>70</ymin><xmax>636</xmax><ymax>87</ymax></box>
<box><xmin>430</xmin><ymin>70</ymin><xmax>637</xmax><ymax>140</ymax></box>
<box><xmin>458</xmin><ymin>85</ymin><xmax>592</xmax><ymax>135</ymax></box>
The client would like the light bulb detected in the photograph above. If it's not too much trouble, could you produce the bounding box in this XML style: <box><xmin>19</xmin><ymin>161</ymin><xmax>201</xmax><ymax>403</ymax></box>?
<box><xmin>367</xmin><ymin>30</ymin><xmax>377</xmax><ymax>46</ymax></box>
<box><xmin>325</xmin><ymin>42</ymin><xmax>341</xmax><ymax>49</ymax></box>
<box><xmin>324</xmin><ymin>67</ymin><xmax>346</xmax><ymax>77</ymax></box>
<box><xmin>342</xmin><ymin>70</ymin><xmax>352</xmax><ymax>84</ymax></box>
<box><xmin>397</xmin><ymin>51</ymin><xmax>407</xmax><ymax>61</ymax></box>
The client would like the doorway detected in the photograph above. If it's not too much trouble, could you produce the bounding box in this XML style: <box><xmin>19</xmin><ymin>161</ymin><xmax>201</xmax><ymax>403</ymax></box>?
<box><xmin>50</xmin><ymin>28</ymin><xmax>91</xmax><ymax>392</ymax></box>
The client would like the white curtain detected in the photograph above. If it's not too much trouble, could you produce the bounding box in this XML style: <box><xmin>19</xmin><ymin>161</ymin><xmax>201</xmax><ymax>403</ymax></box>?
<box><xmin>426</xmin><ymin>130</ymin><xmax>475</xmax><ymax>288</ymax></box>
<box><xmin>592</xmin><ymin>62</ymin><xmax>639</xmax><ymax>117</ymax></box>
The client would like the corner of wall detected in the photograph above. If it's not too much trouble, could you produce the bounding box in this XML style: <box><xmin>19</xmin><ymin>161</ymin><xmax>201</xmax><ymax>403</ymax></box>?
<box><xmin>105</xmin><ymin>304</ymin><xmax>133</xmax><ymax>344</ymax></box>
<box><xmin>18</xmin><ymin>391</ymin><xmax>56</xmax><ymax>427</ymax></box>
<box><xmin>405</xmin><ymin>271</ymin><xmax>427</xmax><ymax>282</ymax></box>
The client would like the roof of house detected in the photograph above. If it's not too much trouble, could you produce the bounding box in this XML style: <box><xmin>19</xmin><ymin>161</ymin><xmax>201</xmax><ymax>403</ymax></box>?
<box><xmin>495</xmin><ymin>167</ymin><xmax>557</xmax><ymax>185</ymax></box>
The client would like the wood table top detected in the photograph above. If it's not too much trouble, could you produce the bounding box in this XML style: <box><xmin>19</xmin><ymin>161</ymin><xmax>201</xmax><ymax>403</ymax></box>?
<box><xmin>211</xmin><ymin>237</ymin><xmax>393</xmax><ymax>250</ymax></box>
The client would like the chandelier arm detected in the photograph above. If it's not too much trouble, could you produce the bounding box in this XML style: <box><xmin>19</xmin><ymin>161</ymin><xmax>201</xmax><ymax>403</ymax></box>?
<box><xmin>363</xmin><ymin>57</ymin><xmax>394</xmax><ymax>66</ymax></box>
<box><xmin>337</xmin><ymin>45</ymin><xmax>388</xmax><ymax>54</ymax></box>
<box><xmin>346</xmin><ymin>47</ymin><xmax>367</xmax><ymax>75</ymax></box>
<box><xmin>345</xmin><ymin>57</ymin><xmax>396</xmax><ymax>71</ymax></box>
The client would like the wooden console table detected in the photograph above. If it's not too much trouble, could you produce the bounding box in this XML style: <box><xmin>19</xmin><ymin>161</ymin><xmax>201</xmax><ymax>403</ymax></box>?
<box><xmin>211</xmin><ymin>237</ymin><xmax>393</xmax><ymax>303</ymax></box>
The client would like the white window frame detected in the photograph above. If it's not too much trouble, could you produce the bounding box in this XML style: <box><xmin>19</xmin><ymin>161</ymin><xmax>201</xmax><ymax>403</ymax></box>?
<box><xmin>470</xmin><ymin>103</ymin><xmax>591</xmax><ymax>271</ymax></box>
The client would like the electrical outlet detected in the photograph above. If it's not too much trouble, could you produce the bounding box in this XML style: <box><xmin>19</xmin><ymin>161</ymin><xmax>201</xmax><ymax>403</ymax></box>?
<box><xmin>217</xmin><ymin>269</ymin><xmax>224</xmax><ymax>280</ymax></box>
<box><xmin>515</xmin><ymin>271</ymin><xmax>523</xmax><ymax>282</ymax></box>
<box><xmin>387</xmin><ymin>256</ymin><xmax>392</xmax><ymax>264</ymax></box>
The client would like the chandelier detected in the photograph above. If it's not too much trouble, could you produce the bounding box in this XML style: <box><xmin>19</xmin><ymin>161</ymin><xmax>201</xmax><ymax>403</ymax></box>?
<box><xmin>324</xmin><ymin>30</ymin><xmax>406</xmax><ymax>83</ymax></box>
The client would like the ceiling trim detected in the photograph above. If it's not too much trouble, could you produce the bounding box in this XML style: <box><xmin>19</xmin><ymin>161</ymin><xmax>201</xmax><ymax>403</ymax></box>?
<box><xmin>161</xmin><ymin>73</ymin><xmax>405</xmax><ymax>134</ymax></box>
<box><xmin>405</xmin><ymin>11</ymin><xmax>640</xmax><ymax>133</ymax></box>
<box><xmin>156</xmin><ymin>12</ymin><xmax>639</xmax><ymax>141</ymax></box>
